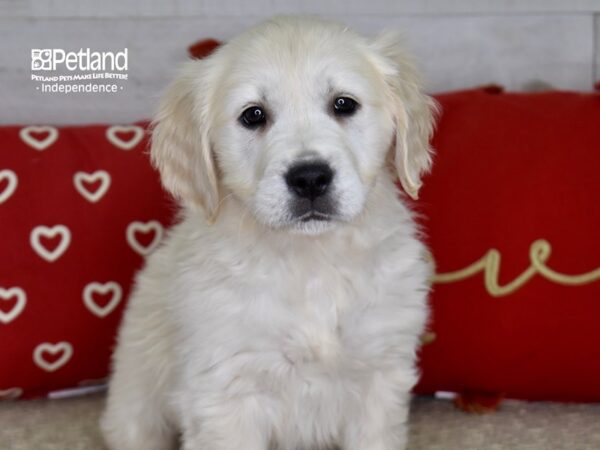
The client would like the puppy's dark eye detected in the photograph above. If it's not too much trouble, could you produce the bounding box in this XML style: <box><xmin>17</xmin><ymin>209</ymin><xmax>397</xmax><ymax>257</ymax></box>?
<box><xmin>240</xmin><ymin>106</ymin><xmax>266</xmax><ymax>128</ymax></box>
<box><xmin>333</xmin><ymin>97</ymin><xmax>358</xmax><ymax>116</ymax></box>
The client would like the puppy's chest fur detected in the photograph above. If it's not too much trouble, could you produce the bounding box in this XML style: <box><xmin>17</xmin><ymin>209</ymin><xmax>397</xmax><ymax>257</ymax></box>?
<box><xmin>172</xmin><ymin>220</ymin><xmax>425</xmax><ymax>382</ymax></box>
<box><xmin>264</xmin><ymin>250</ymin><xmax>367</xmax><ymax>368</ymax></box>
<box><xmin>148</xmin><ymin>208</ymin><xmax>429</xmax><ymax>447</ymax></box>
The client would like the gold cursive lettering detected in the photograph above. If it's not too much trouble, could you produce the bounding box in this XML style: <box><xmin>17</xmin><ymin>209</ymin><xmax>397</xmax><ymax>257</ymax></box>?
<box><xmin>432</xmin><ymin>239</ymin><xmax>600</xmax><ymax>297</ymax></box>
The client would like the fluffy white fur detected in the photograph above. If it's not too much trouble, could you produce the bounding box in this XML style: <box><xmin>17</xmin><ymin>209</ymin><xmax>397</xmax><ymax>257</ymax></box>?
<box><xmin>101</xmin><ymin>16</ymin><xmax>437</xmax><ymax>450</ymax></box>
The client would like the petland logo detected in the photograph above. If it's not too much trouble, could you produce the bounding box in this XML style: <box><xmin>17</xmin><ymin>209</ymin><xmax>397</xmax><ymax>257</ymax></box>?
<box><xmin>31</xmin><ymin>48</ymin><xmax>128</xmax><ymax>71</ymax></box>
<box><xmin>31</xmin><ymin>48</ymin><xmax>129</xmax><ymax>94</ymax></box>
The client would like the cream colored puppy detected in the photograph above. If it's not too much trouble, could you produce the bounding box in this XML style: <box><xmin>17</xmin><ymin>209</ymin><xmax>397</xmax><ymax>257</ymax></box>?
<box><xmin>101</xmin><ymin>16</ymin><xmax>437</xmax><ymax>450</ymax></box>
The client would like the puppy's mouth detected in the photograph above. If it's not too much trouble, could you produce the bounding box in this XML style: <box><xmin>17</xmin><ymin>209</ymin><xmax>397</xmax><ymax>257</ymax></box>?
<box><xmin>287</xmin><ymin>204</ymin><xmax>338</xmax><ymax>235</ymax></box>
<box><xmin>297</xmin><ymin>210</ymin><xmax>332</xmax><ymax>222</ymax></box>
<box><xmin>289</xmin><ymin>196</ymin><xmax>337</xmax><ymax>223</ymax></box>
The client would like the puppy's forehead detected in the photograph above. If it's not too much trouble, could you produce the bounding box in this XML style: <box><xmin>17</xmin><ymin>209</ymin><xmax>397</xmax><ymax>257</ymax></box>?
<box><xmin>222</xmin><ymin>27</ymin><xmax>381</xmax><ymax>107</ymax></box>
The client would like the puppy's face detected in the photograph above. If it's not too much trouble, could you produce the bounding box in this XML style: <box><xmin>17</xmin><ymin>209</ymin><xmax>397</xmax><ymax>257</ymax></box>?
<box><xmin>152</xmin><ymin>18</ymin><xmax>436</xmax><ymax>234</ymax></box>
<box><xmin>214</xmin><ymin>36</ymin><xmax>395</xmax><ymax>234</ymax></box>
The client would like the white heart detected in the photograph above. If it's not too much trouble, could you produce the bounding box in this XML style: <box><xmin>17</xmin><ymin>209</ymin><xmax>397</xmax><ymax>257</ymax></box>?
<box><xmin>126</xmin><ymin>220</ymin><xmax>163</xmax><ymax>256</ymax></box>
<box><xmin>73</xmin><ymin>170</ymin><xmax>111</xmax><ymax>203</ymax></box>
<box><xmin>83</xmin><ymin>281</ymin><xmax>122</xmax><ymax>318</ymax></box>
<box><xmin>30</xmin><ymin>225</ymin><xmax>71</xmax><ymax>262</ymax></box>
<box><xmin>0</xmin><ymin>287</ymin><xmax>27</xmax><ymax>325</ymax></box>
<box><xmin>0</xmin><ymin>170</ymin><xmax>18</xmax><ymax>204</ymax></box>
<box><xmin>33</xmin><ymin>341</ymin><xmax>73</xmax><ymax>372</ymax></box>
<box><xmin>0</xmin><ymin>387</ymin><xmax>23</xmax><ymax>400</ymax></box>
<box><xmin>19</xmin><ymin>126</ymin><xmax>59</xmax><ymax>151</ymax></box>
<box><xmin>106</xmin><ymin>125</ymin><xmax>144</xmax><ymax>150</ymax></box>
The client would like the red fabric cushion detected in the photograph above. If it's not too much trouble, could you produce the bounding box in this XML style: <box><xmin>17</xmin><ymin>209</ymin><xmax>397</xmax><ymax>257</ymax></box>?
<box><xmin>415</xmin><ymin>88</ymin><xmax>600</xmax><ymax>402</ymax></box>
<box><xmin>1</xmin><ymin>89</ymin><xmax>598</xmax><ymax>402</ymax></box>
<box><xmin>0</xmin><ymin>124</ymin><xmax>175</xmax><ymax>399</ymax></box>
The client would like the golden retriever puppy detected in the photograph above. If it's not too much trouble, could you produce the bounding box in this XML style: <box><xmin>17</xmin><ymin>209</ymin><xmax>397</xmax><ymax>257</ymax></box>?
<box><xmin>102</xmin><ymin>15</ymin><xmax>437</xmax><ymax>450</ymax></box>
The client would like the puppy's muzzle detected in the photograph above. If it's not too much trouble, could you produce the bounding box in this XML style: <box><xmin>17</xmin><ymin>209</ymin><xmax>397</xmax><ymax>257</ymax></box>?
<box><xmin>285</xmin><ymin>161</ymin><xmax>336</xmax><ymax>221</ymax></box>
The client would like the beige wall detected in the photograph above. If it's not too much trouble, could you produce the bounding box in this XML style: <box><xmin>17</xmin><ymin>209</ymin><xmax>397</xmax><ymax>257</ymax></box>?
<box><xmin>1</xmin><ymin>0</ymin><xmax>599</xmax><ymax>124</ymax></box>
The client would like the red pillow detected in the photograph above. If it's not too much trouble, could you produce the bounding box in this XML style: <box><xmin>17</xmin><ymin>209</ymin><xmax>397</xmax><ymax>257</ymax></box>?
<box><xmin>0</xmin><ymin>123</ymin><xmax>175</xmax><ymax>399</ymax></box>
<box><xmin>416</xmin><ymin>88</ymin><xmax>600</xmax><ymax>402</ymax></box>
<box><xmin>1</xmin><ymin>89</ymin><xmax>598</xmax><ymax>402</ymax></box>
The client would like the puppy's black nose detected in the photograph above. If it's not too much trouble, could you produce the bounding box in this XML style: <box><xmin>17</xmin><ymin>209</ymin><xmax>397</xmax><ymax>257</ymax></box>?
<box><xmin>285</xmin><ymin>162</ymin><xmax>334</xmax><ymax>200</ymax></box>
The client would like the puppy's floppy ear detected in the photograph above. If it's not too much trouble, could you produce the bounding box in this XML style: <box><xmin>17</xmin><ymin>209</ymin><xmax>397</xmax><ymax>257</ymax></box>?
<box><xmin>369</xmin><ymin>31</ymin><xmax>438</xmax><ymax>199</ymax></box>
<box><xmin>150</xmin><ymin>60</ymin><xmax>220</xmax><ymax>220</ymax></box>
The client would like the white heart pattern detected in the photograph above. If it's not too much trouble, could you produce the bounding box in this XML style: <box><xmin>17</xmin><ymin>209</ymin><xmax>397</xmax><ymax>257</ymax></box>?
<box><xmin>126</xmin><ymin>220</ymin><xmax>163</xmax><ymax>256</ymax></box>
<box><xmin>30</xmin><ymin>225</ymin><xmax>71</xmax><ymax>262</ymax></box>
<box><xmin>0</xmin><ymin>170</ymin><xmax>18</xmax><ymax>204</ymax></box>
<box><xmin>73</xmin><ymin>170</ymin><xmax>111</xmax><ymax>203</ymax></box>
<box><xmin>0</xmin><ymin>387</ymin><xmax>23</xmax><ymax>401</ymax></box>
<box><xmin>0</xmin><ymin>287</ymin><xmax>27</xmax><ymax>325</ymax></box>
<box><xmin>33</xmin><ymin>341</ymin><xmax>73</xmax><ymax>372</ymax></box>
<box><xmin>106</xmin><ymin>125</ymin><xmax>144</xmax><ymax>150</ymax></box>
<box><xmin>83</xmin><ymin>281</ymin><xmax>122</xmax><ymax>318</ymax></box>
<box><xmin>19</xmin><ymin>126</ymin><xmax>59</xmax><ymax>151</ymax></box>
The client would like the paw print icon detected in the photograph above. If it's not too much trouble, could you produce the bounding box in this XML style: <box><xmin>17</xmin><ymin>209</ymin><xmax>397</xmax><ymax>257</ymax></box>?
<box><xmin>31</xmin><ymin>49</ymin><xmax>52</xmax><ymax>70</ymax></box>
